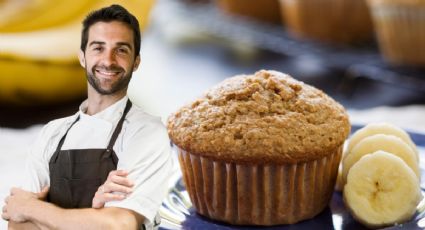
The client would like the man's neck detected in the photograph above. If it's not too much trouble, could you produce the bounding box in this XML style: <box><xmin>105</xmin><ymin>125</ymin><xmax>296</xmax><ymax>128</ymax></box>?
<box><xmin>86</xmin><ymin>89</ymin><xmax>127</xmax><ymax>115</ymax></box>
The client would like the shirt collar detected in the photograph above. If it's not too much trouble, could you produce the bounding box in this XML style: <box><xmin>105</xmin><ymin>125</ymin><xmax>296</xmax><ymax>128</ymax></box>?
<box><xmin>78</xmin><ymin>96</ymin><xmax>129</xmax><ymax>123</ymax></box>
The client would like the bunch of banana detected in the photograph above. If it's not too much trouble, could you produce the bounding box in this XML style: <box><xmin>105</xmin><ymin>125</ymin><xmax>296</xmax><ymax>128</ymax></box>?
<box><xmin>339</xmin><ymin>123</ymin><xmax>422</xmax><ymax>228</ymax></box>
<box><xmin>0</xmin><ymin>0</ymin><xmax>156</xmax><ymax>105</ymax></box>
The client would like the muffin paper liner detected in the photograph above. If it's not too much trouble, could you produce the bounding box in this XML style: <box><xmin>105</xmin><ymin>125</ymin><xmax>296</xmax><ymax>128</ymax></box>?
<box><xmin>369</xmin><ymin>5</ymin><xmax>425</xmax><ymax>66</ymax></box>
<box><xmin>177</xmin><ymin>146</ymin><xmax>342</xmax><ymax>225</ymax></box>
<box><xmin>217</xmin><ymin>0</ymin><xmax>282</xmax><ymax>24</ymax></box>
<box><xmin>279</xmin><ymin>0</ymin><xmax>373</xmax><ymax>44</ymax></box>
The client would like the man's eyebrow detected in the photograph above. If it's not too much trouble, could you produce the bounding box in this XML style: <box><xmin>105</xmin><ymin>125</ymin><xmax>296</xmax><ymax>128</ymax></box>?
<box><xmin>88</xmin><ymin>41</ymin><xmax>132</xmax><ymax>50</ymax></box>
<box><xmin>88</xmin><ymin>41</ymin><xmax>105</xmax><ymax>46</ymax></box>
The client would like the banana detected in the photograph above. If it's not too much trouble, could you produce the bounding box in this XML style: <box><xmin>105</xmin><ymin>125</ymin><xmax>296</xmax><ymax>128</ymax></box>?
<box><xmin>0</xmin><ymin>0</ymin><xmax>156</xmax><ymax>62</ymax></box>
<box><xmin>0</xmin><ymin>0</ymin><xmax>95</xmax><ymax>32</ymax></box>
<box><xmin>0</xmin><ymin>0</ymin><xmax>156</xmax><ymax>33</ymax></box>
<box><xmin>0</xmin><ymin>59</ymin><xmax>86</xmax><ymax>105</ymax></box>
<box><xmin>0</xmin><ymin>0</ymin><xmax>52</xmax><ymax>30</ymax></box>
<box><xmin>0</xmin><ymin>24</ymin><xmax>80</xmax><ymax>63</ymax></box>
<box><xmin>342</xmin><ymin>134</ymin><xmax>420</xmax><ymax>183</ymax></box>
<box><xmin>347</xmin><ymin>123</ymin><xmax>418</xmax><ymax>160</ymax></box>
<box><xmin>343</xmin><ymin>151</ymin><xmax>422</xmax><ymax>228</ymax></box>
<box><xmin>0</xmin><ymin>0</ymin><xmax>31</xmax><ymax>25</ymax></box>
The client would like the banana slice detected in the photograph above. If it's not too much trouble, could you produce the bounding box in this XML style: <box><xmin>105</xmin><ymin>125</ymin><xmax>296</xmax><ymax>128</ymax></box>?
<box><xmin>342</xmin><ymin>134</ymin><xmax>419</xmax><ymax>183</ymax></box>
<box><xmin>347</xmin><ymin>123</ymin><xmax>418</xmax><ymax>160</ymax></box>
<box><xmin>343</xmin><ymin>151</ymin><xmax>422</xmax><ymax>228</ymax></box>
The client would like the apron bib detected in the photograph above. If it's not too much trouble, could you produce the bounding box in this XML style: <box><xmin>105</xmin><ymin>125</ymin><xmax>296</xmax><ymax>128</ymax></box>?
<box><xmin>48</xmin><ymin>100</ymin><xmax>132</xmax><ymax>208</ymax></box>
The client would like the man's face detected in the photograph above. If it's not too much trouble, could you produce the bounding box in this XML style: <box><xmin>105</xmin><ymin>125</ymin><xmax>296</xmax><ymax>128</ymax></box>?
<box><xmin>79</xmin><ymin>21</ymin><xmax>140</xmax><ymax>95</ymax></box>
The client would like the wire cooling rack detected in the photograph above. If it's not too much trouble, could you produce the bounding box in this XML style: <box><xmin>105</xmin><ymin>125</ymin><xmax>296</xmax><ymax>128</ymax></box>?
<box><xmin>159</xmin><ymin>0</ymin><xmax>425</xmax><ymax>93</ymax></box>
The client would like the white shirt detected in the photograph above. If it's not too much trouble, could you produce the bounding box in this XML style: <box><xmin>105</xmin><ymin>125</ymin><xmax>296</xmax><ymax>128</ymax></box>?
<box><xmin>23</xmin><ymin>96</ymin><xmax>172</xmax><ymax>228</ymax></box>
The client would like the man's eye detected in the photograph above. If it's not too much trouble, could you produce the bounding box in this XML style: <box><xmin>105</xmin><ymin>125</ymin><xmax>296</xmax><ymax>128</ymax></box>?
<box><xmin>118</xmin><ymin>48</ymin><xmax>129</xmax><ymax>53</ymax></box>
<box><xmin>93</xmin><ymin>47</ymin><xmax>102</xmax><ymax>51</ymax></box>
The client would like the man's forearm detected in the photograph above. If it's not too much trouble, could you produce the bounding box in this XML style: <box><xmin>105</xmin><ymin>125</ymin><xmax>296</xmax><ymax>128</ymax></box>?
<box><xmin>9</xmin><ymin>221</ymin><xmax>40</xmax><ymax>230</ymax></box>
<box><xmin>22</xmin><ymin>199</ymin><xmax>142</xmax><ymax>230</ymax></box>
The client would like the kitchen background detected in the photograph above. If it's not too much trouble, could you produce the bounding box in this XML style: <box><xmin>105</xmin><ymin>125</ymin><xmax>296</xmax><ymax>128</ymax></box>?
<box><xmin>1</xmin><ymin>0</ymin><xmax>425</xmax><ymax>229</ymax></box>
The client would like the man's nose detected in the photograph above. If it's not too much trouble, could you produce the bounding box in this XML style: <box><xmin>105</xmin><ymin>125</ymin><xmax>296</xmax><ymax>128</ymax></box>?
<box><xmin>102</xmin><ymin>50</ymin><xmax>117</xmax><ymax>66</ymax></box>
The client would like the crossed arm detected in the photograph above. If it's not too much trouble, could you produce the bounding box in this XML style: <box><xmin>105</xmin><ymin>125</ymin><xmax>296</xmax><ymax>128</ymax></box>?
<box><xmin>3</xmin><ymin>170</ymin><xmax>139</xmax><ymax>230</ymax></box>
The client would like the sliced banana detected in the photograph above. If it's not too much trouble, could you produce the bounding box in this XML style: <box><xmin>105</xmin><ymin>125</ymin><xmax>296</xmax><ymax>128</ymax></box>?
<box><xmin>343</xmin><ymin>151</ymin><xmax>422</xmax><ymax>228</ymax></box>
<box><xmin>342</xmin><ymin>134</ymin><xmax>420</xmax><ymax>183</ymax></box>
<box><xmin>347</xmin><ymin>123</ymin><xmax>418</xmax><ymax>160</ymax></box>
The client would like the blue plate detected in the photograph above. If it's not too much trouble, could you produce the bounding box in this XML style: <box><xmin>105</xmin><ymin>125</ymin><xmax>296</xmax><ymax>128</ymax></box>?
<box><xmin>159</xmin><ymin>125</ymin><xmax>425</xmax><ymax>230</ymax></box>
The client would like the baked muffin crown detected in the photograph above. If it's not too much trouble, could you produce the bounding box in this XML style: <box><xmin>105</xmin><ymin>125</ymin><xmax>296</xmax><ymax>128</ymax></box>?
<box><xmin>167</xmin><ymin>70</ymin><xmax>350</xmax><ymax>163</ymax></box>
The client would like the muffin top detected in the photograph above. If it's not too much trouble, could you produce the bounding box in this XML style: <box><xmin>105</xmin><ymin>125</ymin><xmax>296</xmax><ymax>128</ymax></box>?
<box><xmin>167</xmin><ymin>70</ymin><xmax>350</xmax><ymax>163</ymax></box>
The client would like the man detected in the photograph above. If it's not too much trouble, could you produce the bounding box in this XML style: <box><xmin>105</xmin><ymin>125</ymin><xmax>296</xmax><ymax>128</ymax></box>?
<box><xmin>1</xmin><ymin>4</ymin><xmax>172</xmax><ymax>230</ymax></box>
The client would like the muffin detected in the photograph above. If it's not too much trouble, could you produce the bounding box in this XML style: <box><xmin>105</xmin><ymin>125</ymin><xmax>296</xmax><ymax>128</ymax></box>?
<box><xmin>216</xmin><ymin>0</ymin><xmax>282</xmax><ymax>24</ymax></box>
<box><xmin>167</xmin><ymin>70</ymin><xmax>350</xmax><ymax>225</ymax></box>
<box><xmin>279</xmin><ymin>0</ymin><xmax>374</xmax><ymax>44</ymax></box>
<box><xmin>367</xmin><ymin>0</ymin><xmax>425</xmax><ymax>66</ymax></box>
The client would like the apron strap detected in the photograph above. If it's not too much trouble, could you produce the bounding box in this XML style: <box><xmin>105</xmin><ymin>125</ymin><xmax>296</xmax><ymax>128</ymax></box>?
<box><xmin>55</xmin><ymin>115</ymin><xmax>81</xmax><ymax>153</ymax></box>
<box><xmin>107</xmin><ymin>99</ymin><xmax>133</xmax><ymax>150</ymax></box>
<box><xmin>53</xmin><ymin>99</ymin><xmax>132</xmax><ymax>164</ymax></box>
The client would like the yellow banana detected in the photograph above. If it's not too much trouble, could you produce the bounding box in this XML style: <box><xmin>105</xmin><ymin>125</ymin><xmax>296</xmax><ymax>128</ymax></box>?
<box><xmin>0</xmin><ymin>59</ymin><xmax>86</xmax><ymax>105</ymax></box>
<box><xmin>0</xmin><ymin>0</ymin><xmax>156</xmax><ymax>62</ymax></box>
<box><xmin>0</xmin><ymin>0</ymin><xmax>54</xmax><ymax>31</ymax></box>
<box><xmin>0</xmin><ymin>0</ymin><xmax>156</xmax><ymax>33</ymax></box>
<box><xmin>0</xmin><ymin>24</ymin><xmax>80</xmax><ymax>63</ymax></box>
<box><xmin>0</xmin><ymin>0</ymin><xmax>95</xmax><ymax>32</ymax></box>
<box><xmin>0</xmin><ymin>0</ymin><xmax>32</xmax><ymax>25</ymax></box>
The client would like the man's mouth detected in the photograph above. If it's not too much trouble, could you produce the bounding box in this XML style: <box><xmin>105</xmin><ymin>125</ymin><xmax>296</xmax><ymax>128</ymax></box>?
<box><xmin>95</xmin><ymin>68</ymin><xmax>122</xmax><ymax>78</ymax></box>
<box><xmin>97</xmin><ymin>70</ymin><xmax>119</xmax><ymax>75</ymax></box>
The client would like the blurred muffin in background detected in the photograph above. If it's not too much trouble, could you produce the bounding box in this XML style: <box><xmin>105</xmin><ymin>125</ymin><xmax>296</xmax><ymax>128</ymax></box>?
<box><xmin>167</xmin><ymin>70</ymin><xmax>350</xmax><ymax>225</ymax></box>
<box><xmin>216</xmin><ymin>0</ymin><xmax>282</xmax><ymax>24</ymax></box>
<box><xmin>367</xmin><ymin>0</ymin><xmax>425</xmax><ymax>66</ymax></box>
<box><xmin>280</xmin><ymin>0</ymin><xmax>373</xmax><ymax>45</ymax></box>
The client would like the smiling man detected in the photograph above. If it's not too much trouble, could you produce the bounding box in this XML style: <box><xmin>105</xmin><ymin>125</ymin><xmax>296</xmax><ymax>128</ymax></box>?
<box><xmin>2</xmin><ymin>5</ymin><xmax>172</xmax><ymax>230</ymax></box>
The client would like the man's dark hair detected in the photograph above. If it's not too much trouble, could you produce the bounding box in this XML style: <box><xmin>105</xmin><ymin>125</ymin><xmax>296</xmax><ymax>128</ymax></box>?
<box><xmin>80</xmin><ymin>4</ymin><xmax>141</xmax><ymax>58</ymax></box>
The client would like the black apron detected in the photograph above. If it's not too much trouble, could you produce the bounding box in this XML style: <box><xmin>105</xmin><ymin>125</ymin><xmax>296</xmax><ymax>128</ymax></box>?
<box><xmin>47</xmin><ymin>100</ymin><xmax>132</xmax><ymax>208</ymax></box>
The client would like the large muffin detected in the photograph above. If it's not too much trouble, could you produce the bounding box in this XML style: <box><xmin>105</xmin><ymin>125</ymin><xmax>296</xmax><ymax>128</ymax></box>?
<box><xmin>367</xmin><ymin>0</ymin><xmax>425</xmax><ymax>66</ymax></box>
<box><xmin>167</xmin><ymin>70</ymin><xmax>350</xmax><ymax>225</ymax></box>
<box><xmin>279</xmin><ymin>0</ymin><xmax>373</xmax><ymax>44</ymax></box>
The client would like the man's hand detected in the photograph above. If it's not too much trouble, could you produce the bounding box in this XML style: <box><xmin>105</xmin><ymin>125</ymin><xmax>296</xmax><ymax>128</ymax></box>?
<box><xmin>92</xmin><ymin>170</ymin><xmax>134</xmax><ymax>208</ymax></box>
<box><xmin>2</xmin><ymin>187</ymin><xmax>49</xmax><ymax>223</ymax></box>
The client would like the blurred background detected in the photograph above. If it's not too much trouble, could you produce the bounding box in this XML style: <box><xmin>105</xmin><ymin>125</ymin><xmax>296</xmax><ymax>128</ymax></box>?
<box><xmin>1</xmin><ymin>0</ymin><xmax>425</xmax><ymax>127</ymax></box>
<box><xmin>1</xmin><ymin>0</ymin><xmax>425</xmax><ymax>228</ymax></box>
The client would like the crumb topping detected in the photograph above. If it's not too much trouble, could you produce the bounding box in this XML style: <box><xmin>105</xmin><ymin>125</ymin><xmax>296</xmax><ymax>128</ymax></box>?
<box><xmin>167</xmin><ymin>70</ymin><xmax>350</xmax><ymax>163</ymax></box>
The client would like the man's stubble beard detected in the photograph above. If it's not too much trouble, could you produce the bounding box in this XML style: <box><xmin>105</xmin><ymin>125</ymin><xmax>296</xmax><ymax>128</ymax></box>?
<box><xmin>85</xmin><ymin>65</ymin><xmax>132</xmax><ymax>95</ymax></box>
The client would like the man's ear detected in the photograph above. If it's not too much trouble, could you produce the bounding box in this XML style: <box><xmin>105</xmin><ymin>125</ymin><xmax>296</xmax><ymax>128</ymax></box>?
<box><xmin>133</xmin><ymin>55</ymin><xmax>141</xmax><ymax>72</ymax></box>
<box><xmin>78</xmin><ymin>50</ymin><xmax>86</xmax><ymax>68</ymax></box>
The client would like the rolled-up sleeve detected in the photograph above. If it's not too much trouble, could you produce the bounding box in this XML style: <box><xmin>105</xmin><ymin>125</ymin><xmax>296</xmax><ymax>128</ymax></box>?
<box><xmin>105</xmin><ymin>119</ymin><xmax>173</xmax><ymax>224</ymax></box>
<box><xmin>22</xmin><ymin>124</ymin><xmax>56</xmax><ymax>193</ymax></box>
